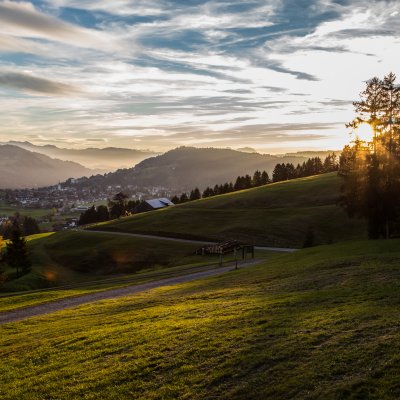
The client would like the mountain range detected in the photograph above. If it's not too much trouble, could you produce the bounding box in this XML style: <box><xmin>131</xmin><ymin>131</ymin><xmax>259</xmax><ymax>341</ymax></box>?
<box><xmin>65</xmin><ymin>146</ymin><xmax>315</xmax><ymax>191</ymax></box>
<box><xmin>1</xmin><ymin>143</ymin><xmax>337</xmax><ymax>191</ymax></box>
<box><xmin>0</xmin><ymin>145</ymin><xmax>95</xmax><ymax>189</ymax></box>
<box><xmin>4</xmin><ymin>141</ymin><xmax>158</xmax><ymax>171</ymax></box>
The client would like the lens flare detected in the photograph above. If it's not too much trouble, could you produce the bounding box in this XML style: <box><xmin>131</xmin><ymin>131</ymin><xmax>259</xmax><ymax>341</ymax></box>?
<box><xmin>355</xmin><ymin>123</ymin><xmax>374</xmax><ymax>143</ymax></box>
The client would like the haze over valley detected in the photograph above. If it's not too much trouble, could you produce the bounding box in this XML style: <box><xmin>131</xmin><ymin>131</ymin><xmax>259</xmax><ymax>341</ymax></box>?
<box><xmin>1</xmin><ymin>1</ymin><xmax>400</xmax><ymax>399</ymax></box>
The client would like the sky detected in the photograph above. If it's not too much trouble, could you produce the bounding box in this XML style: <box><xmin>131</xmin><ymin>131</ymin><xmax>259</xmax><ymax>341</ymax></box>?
<box><xmin>0</xmin><ymin>0</ymin><xmax>399</xmax><ymax>153</ymax></box>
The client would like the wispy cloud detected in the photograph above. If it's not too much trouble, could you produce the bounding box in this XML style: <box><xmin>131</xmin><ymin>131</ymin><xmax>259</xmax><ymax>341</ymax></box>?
<box><xmin>0</xmin><ymin>71</ymin><xmax>80</xmax><ymax>95</ymax></box>
<box><xmin>0</xmin><ymin>0</ymin><xmax>399</xmax><ymax>151</ymax></box>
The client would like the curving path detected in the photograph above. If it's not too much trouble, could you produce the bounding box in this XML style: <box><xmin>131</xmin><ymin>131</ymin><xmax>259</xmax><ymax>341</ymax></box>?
<box><xmin>0</xmin><ymin>260</ymin><xmax>260</xmax><ymax>326</ymax></box>
<box><xmin>83</xmin><ymin>229</ymin><xmax>298</xmax><ymax>253</ymax></box>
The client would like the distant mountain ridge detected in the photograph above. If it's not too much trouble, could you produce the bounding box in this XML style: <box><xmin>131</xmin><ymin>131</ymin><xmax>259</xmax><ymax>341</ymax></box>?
<box><xmin>0</xmin><ymin>145</ymin><xmax>94</xmax><ymax>189</ymax></box>
<box><xmin>4</xmin><ymin>141</ymin><xmax>158</xmax><ymax>171</ymax></box>
<box><xmin>64</xmin><ymin>146</ymin><xmax>314</xmax><ymax>191</ymax></box>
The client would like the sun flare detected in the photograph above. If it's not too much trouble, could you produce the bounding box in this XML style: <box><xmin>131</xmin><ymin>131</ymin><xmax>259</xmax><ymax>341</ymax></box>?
<box><xmin>355</xmin><ymin>123</ymin><xmax>375</xmax><ymax>143</ymax></box>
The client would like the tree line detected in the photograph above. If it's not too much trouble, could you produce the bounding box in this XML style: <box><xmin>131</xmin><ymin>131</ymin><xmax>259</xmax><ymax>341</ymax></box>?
<box><xmin>172</xmin><ymin>154</ymin><xmax>338</xmax><ymax>204</ymax></box>
<box><xmin>0</xmin><ymin>213</ymin><xmax>40</xmax><ymax>239</ymax></box>
<box><xmin>78</xmin><ymin>193</ymin><xmax>143</xmax><ymax>225</ymax></box>
<box><xmin>78</xmin><ymin>153</ymin><xmax>338</xmax><ymax>225</ymax></box>
<box><xmin>339</xmin><ymin>72</ymin><xmax>400</xmax><ymax>239</ymax></box>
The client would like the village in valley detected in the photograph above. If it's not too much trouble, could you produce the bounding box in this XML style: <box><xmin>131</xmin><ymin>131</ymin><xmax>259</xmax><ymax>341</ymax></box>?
<box><xmin>1</xmin><ymin>1</ymin><xmax>400</xmax><ymax>399</ymax></box>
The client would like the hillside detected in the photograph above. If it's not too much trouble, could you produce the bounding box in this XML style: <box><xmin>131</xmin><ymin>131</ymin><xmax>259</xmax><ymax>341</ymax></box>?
<box><xmin>93</xmin><ymin>173</ymin><xmax>366</xmax><ymax>247</ymax></box>
<box><xmin>0</xmin><ymin>145</ymin><xmax>94</xmax><ymax>189</ymax></box>
<box><xmin>1</xmin><ymin>239</ymin><xmax>400</xmax><ymax>398</ymax></box>
<box><xmin>62</xmin><ymin>147</ymin><xmax>312</xmax><ymax>192</ymax></box>
<box><xmin>5</xmin><ymin>141</ymin><xmax>157</xmax><ymax>172</ymax></box>
<box><xmin>0</xmin><ymin>231</ymin><xmax>224</xmax><ymax>292</ymax></box>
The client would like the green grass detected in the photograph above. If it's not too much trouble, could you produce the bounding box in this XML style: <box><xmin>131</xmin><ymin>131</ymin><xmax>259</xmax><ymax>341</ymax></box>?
<box><xmin>0</xmin><ymin>231</ymin><xmax>240</xmax><ymax>293</ymax></box>
<box><xmin>0</xmin><ymin>260</ymin><xmax>240</xmax><ymax>313</ymax></box>
<box><xmin>0</xmin><ymin>205</ymin><xmax>54</xmax><ymax>219</ymax></box>
<box><xmin>0</xmin><ymin>250</ymin><xmax>278</xmax><ymax>313</ymax></box>
<box><xmin>92</xmin><ymin>173</ymin><xmax>366</xmax><ymax>247</ymax></box>
<box><xmin>1</xmin><ymin>239</ymin><xmax>400</xmax><ymax>399</ymax></box>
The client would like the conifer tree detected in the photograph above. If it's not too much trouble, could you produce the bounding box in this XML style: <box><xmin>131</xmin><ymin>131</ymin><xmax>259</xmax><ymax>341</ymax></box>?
<box><xmin>260</xmin><ymin>171</ymin><xmax>270</xmax><ymax>185</ymax></box>
<box><xmin>171</xmin><ymin>195</ymin><xmax>180</xmax><ymax>204</ymax></box>
<box><xmin>179</xmin><ymin>193</ymin><xmax>189</xmax><ymax>203</ymax></box>
<box><xmin>252</xmin><ymin>170</ymin><xmax>262</xmax><ymax>186</ymax></box>
<box><xmin>340</xmin><ymin>73</ymin><xmax>400</xmax><ymax>238</ymax></box>
<box><xmin>5</xmin><ymin>225</ymin><xmax>31</xmax><ymax>278</ymax></box>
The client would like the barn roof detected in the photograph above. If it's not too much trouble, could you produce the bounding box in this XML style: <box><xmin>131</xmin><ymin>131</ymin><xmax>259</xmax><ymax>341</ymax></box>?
<box><xmin>145</xmin><ymin>198</ymin><xmax>174</xmax><ymax>209</ymax></box>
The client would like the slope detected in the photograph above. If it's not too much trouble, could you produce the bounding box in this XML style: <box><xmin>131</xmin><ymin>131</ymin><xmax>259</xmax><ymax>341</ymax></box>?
<box><xmin>1</xmin><ymin>239</ymin><xmax>399</xmax><ymax>399</ymax></box>
<box><xmin>6</xmin><ymin>141</ymin><xmax>157</xmax><ymax>171</ymax></box>
<box><xmin>62</xmin><ymin>146</ymin><xmax>312</xmax><ymax>192</ymax></box>
<box><xmin>0</xmin><ymin>231</ymin><xmax>226</xmax><ymax>292</ymax></box>
<box><xmin>93</xmin><ymin>173</ymin><xmax>366</xmax><ymax>247</ymax></box>
<box><xmin>0</xmin><ymin>145</ymin><xmax>94</xmax><ymax>189</ymax></box>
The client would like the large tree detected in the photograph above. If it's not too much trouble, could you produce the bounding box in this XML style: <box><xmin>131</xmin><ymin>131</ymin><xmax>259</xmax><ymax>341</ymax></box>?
<box><xmin>339</xmin><ymin>73</ymin><xmax>400</xmax><ymax>238</ymax></box>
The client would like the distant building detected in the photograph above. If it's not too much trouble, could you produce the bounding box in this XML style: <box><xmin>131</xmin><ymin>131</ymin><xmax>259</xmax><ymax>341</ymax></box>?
<box><xmin>73</xmin><ymin>205</ymin><xmax>90</xmax><ymax>212</ymax></box>
<box><xmin>135</xmin><ymin>198</ymin><xmax>174</xmax><ymax>213</ymax></box>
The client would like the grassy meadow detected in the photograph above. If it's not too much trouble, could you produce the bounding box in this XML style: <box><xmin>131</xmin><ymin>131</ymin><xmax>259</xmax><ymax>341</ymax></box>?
<box><xmin>92</xmin><ymin>173</ymin><xmax>367</xmax><ymax>247</ymax></box>
<box><xmin>0</xmin><ymin>230</ymin><xmax>238</xmax><ymax>293</ymax></box>
<box><xmin>0</xmin><ymin>204</ymin><xmax>54</xmax><ymax>219</ymax></box>
<box><xmin>1</xmin><ymin>239</ymin><xmax>399</xmax><ymax>399</ymax></box>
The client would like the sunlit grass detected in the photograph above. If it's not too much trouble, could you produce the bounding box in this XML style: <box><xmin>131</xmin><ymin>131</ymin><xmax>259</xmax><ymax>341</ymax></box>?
<box><xmin>92</xmin><ymin>173</ymin><xmax>366</xmax><ymax>247</ymax></box>
<box><xmin>1</xmin><ymin>230</ymin><xmax>272</xmax><ymax>295</ymax></box>
<box><xmin>1</xmin><ymin>239</ymin><xmax>399</xmax><ymax>399</ymax></box>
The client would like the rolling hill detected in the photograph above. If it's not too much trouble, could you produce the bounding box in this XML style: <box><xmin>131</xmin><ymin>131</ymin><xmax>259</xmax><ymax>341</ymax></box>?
<box><xmin>2</xmin><ymin>239</ymin><xmax>400</xmax><ymax>398</ymax></box>
<box><xmin>0</xmin><ymin>145</ymin><xmax>94</xmax><ymax>189</ymax></box>
<box><xmin>64</xmin><ymin>146</ymin><xmax>313</xmax><ymax>192</ymax></box>
<box><xmin>5</xmin><ymin>141</ymin><xmax>157</xmax><ymax>172</ymax></box>
<box><xmin>92</xmin><ymin>173</ymin><xmax>366</xmax><ymax>247</ymax></box>
<box><xmin>0</xmin><ymin>231</ymin><xmax>225</xmax><ymax>292</ymax></box>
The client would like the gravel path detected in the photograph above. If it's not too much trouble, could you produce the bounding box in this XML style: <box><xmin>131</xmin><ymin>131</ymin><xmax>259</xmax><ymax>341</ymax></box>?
<box><xmin>84</xmin><ymin>229</ymin><xmax>298</xmax><ymax>253</ymax></box>
<box><xmin>0</xmin><ymin>261</ymin><xmax>260</xmax><ymax>326</ymax></box>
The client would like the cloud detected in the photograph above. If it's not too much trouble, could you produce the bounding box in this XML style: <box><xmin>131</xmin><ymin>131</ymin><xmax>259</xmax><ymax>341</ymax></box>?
<box><xmin>0</xmin><ymin>71</ymin><xmax>80</xmax><ymax>95</ymax></box>
<box><xmin>1</xmin><ymin>0</ymin><xmax>400</xmax><ymax>152</ymax></box>
<box><xmin>0</xmin><ymin>0</ymin><xmax>119</xmax><ymax>51</ymax></box>
<box><xmin>332</xmin><ymin>28</ymin><xmax>396</xmax><ymax>38</ymax></box>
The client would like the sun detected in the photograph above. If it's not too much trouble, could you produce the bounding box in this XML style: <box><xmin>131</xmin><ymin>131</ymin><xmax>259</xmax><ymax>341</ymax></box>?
<box><xmin>355</xmin><ymin>122</ymin><xmax>374</xmax><ymax>143</ymax></box>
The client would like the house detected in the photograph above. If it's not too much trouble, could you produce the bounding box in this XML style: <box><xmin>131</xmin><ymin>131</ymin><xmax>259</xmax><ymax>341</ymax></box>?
<box><xmin>73</xmin><ymin>205</ymin><xmax>90</xmax><ymax>212</ymax></box>
<box><xmin>135</xmin><ymin>198</ymin><xmax>174</xmax><ymax>213</ymax></box>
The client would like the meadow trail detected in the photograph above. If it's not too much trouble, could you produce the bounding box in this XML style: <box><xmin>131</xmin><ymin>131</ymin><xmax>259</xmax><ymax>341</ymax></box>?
<box><xmin>82</xmin><ymin>229</ymin><xmax>298</xmax><ymax>253</ymax></box>
<box><xmin>0</xmin><ymin>260</ymin><xmax>261</xmax><ymax>325</ymax></box>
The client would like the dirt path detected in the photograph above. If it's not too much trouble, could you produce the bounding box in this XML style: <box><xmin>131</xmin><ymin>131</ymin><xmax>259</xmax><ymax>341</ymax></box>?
<box><xmin>84</xmin><ymin>229</ymin><xmax>298</xmax><ymax>253</ymax></box>
<box><xmin>0</xmin><ymin>261</ymin><xmax>260</xmax><ymax>325</ymax></box>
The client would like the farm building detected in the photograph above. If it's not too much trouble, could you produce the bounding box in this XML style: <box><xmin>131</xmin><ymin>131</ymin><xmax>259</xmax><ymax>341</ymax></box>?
<box><xmin>135</xmin><ymin>198</ymin><xmax>174</xmax><ymax>213</ymax></box>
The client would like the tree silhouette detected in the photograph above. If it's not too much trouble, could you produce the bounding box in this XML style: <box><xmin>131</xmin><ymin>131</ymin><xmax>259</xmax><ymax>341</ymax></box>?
<box><xmin>190</xmin><ymin>188</ymin><xmax>201</xmax><ymax>200</ymax></box>
<box><xmin>339</xmin><ymin>73</ymin><xmax>400</xmax><ymax>238</ymax></box>
<box><xmin>5</xmin><ymin>225</ymin><xmax>31</xmax><ymax>278</ymax></box>
<box><xmin>109</xmin><ymin>192</ymin><xmax>128</xmax><ymax>218</ymax></box>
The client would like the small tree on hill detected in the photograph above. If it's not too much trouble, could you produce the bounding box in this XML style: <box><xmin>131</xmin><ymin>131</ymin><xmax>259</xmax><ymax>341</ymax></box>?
<box><xmin>190</xmin><ymin>188</ymin><xmax>201</xmax><ymax>200</ymax></box>
<box><xmin>253</xmin><ymin>170</ymin><xmax>262</xmax><ymax>186</ymax></box>
<box><xmin>22</xmin><ymin>216</ymin><xmax>40</xmax><ymax>236</ymax></box>
<box><xmin>171</xmin><ymin>195</ymin><xmax>180</xmax><ymax>204</ymax></box>
<box><xmin>109</xmin><ymin>192</ymin><xmax>128</xmax><ymax>219</ymax></box>
<box><xmin>97</xmin><ymin>205</ymin><xmax>110</xmax><ymax>222</ymax></box>
<box><xmin>179</xmin><ymin>193</ymin><xmax>189</xmax><ymax>203</ymax></box>
<box><xmin>202</xmin><ymin>187</ymin><xmax>213</xmax><ymax>198</ymax></box>
<box><xmin>261</xmin><ymin>170</ymin><xmax>270</xmax><ymax>185</ymax></box>
<box><xmin>5</xmin><ymin>226</ymin><xmax>31</xmax><ymax>278</ymax></box>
